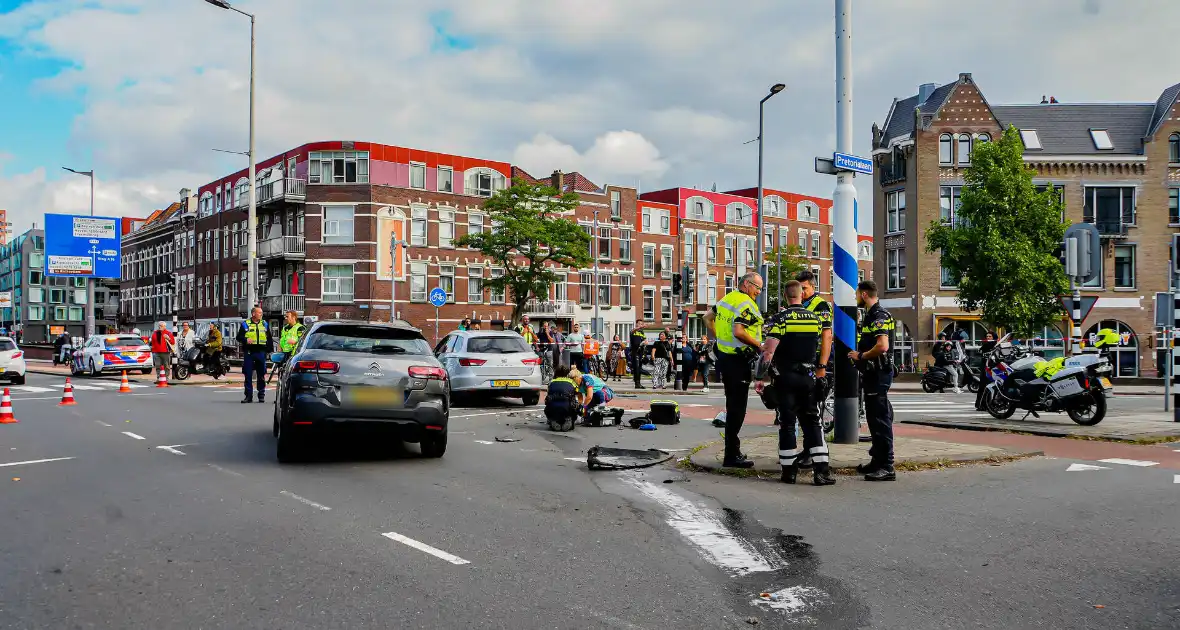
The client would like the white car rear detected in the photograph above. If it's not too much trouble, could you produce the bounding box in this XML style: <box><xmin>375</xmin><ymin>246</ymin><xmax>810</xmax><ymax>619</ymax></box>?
<box><xmin>0</xmin><ymin>337</ymin><xmax>27</xmax><ymax>384</ymax></box>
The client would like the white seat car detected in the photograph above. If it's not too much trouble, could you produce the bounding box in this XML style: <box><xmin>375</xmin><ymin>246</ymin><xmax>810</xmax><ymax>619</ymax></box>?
<box><xmin>0</xmin><ymin>337</ymin><xmax>27</xmax><ymax>385</ymax></box>
<box><xmin>75</xmin><ymin>334</ymin><xmax>153</xmax><ymax>377</ymax></box>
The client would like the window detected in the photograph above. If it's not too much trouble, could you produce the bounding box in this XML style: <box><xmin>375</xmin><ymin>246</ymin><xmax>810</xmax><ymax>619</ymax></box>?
<box><xmin>1090</xmin><ymin>129</ymin><xmax>1113</xmax><ymax>151</ymax></box>
<box><xmin>660</xmin><ymin>247</ymin><xmax>673</xmax><ymax>278</ymax></box>
<box><xmin>598</xmin><ymin>272</ymin><xmax>610</xmax><ymax>304</ymax></box>
<box><xmin>660</xmin><ymin>210</ymin><xmax>670</xmax><ymax>234</ymax></box>
<box><xmin>619</xmin><ymin>229</ymin><xmax>632</xmax><ymax>261</ymax></box>
<box><xmin>231</xmin><ymin>272</ymin><xmax>239</xmax><ymax>304</ymax></box>
<box><xmin>683</xmin><ymin>232</ymin><xmax>694</xmax><ymax>263</ymax></box>
<box><xmin>887</xmin><ymin>247</ymin><xmax>906</xmax><ymax>290</ymax></box>
<box><xmin>939</xmin><ymin>134</ymin><xmax>953</xmax><ymax>164</ymax></box>
<box><xmin>1114</xmin><ymin>245</ymin><xmax>1135</xmax><ymax>288</ymax></box>
<box><xmin>1019</xmin><ymin>129</ymin><xmax>1042</xmax><ymax>150</ymax></box>
<box><xmin>724</xmin><ymin>274</ymin><xmax>734</xmax><ymax>294</ymax></box>
<box><xmin>468</xmin><ymin>213</ymin><xmax>484</xmax><ymax>239</ymax></box>
<box><xmin>53</xmin><ymin>306</ymin><xmax>67</xmax><ymax>321</ymax></box>
<box><xmin>744</xmin><ymin>237</ymin><xmax>756</xmax><ymax>267</ymax></box>
<box><xmin>489</xmin><ymin>268</ymin><xmax>504</xmax><ymax>303</ymax></box>
<box><xmin>726</xmin><ymin>203</ymin><xmax>753</xmax><ymax>226</ymax></box>
<box><xmin>610</xmin><ymin>190</ymin><xmax>621</xmax><ymax>220</ymax></box>
<box><xmin>641</xmin><ymin>207</ymin><xmax>651</xmax><ymax>232</ymax></box>
<box><xmin>1171</xmin><ymin>189</ymin><xmax>1180</xmax><ymax>225</ymax></box>
<box><xmin>725</xmin><ymin>235</ymin><xmax>734</xmax><ymax>263</ymax></box>
<box><xmin>1170</xmin><ymin>134</ymin><xmax>1180</xmax><ymax>164</ymax></box>
<box><xmin>411</xmin><ymin>207</ymin><xmax>428</xmax><ymax>246</ymax></box>
<box><xmin>410</xmin><ymin>262</ymin><xmax>427</xmax><ymax>302</ymax></box>
<box><xmin>886</xmin><ymin>190</ymin><xmax>906</xmax><ymax>234</ymax></box>
<box><xmin>976</xmin><ymin>132</ymin><xmax>991</xmax><ymax>144</ymax></box>
<box><xmin>29</xmin><ymin>306</ymin><xmax>44</xmax><ymax>321</ymax></box>
<box><xmin>597</xmin><ymin>227</ymin><xmax>611</xmax><ymax>260</ymax></box>
<box><xmin>439</xmin><ymin>265</ymin><xmax>455</xmax><ymax>302</ymax></box>
<box><xmin>798</xmin><ymin>201</ymin><xmax>820</xmax><ymax>223</ymax></box>
<box><xmin>555</xmin><ymin>273</ymin><xmax>567</xmax><ymax>301</ymax></box>
<box><xmin>1083</xmin><ymin>186</ymin><xmax>1135</xmax><ymax>231</ymax></box>
<box><xmin>308</xmin><ymin>151</ymin><xmax>369</xmax><ymax>184</ymax></box>
<box><xmin>582</xmin><ymin>225</ymin><xmax>593</xmax><ymax>257</ymax></box>
<box><xmin>49</xmin><ymin>288</ymin><xmax>64</xmax><ymax>304</ymax></box>
<box><xmin>643</xmin><ymin>245</ymin><xmax>655</xmax><ymax>277</ymax></box>
<box><xmin>707</xmin><ymin>234</ymin><xmax>717</xmax><ymax>263</ymax></box>
<box><xmin>763</xmin><ymin>231</ymin><xmax>772</xmax><ymax>250</ymax></box>
<box><xmin>467</xmin><ymin>267</ymin><xmax>483</xmax><ymax>303</ymax></box>
<box><xmin>410</xmin><ymin>163</ymin><xmax>426</xmax><ymax>189</ymax></box>
<box><xmin>940</xmin><ymin>250</ymin><xmax>958</xmax><ymax>288</ymax></box>
<box><xmin>619</xmin><ymin>275</ymin><xmax>631</xmax><ymax>307</ymax></box>
<box><xmin>438</xmin><ymin>166</ymin><xmax>453</xmax><ymax>193</ymax></box>
<box><xmin>29</xmin><ymin>270</ymin><xmax>42</xmax><ymax>285</ymax></box>
<box><xmin>764</xmin><ymin>196</ymin><xmax>786</xmax><ymax>218</ymax></box>
<box><xmin>68</xmin><ymin>307</ymin><xmax>83</xmax><ymax>321</ymax></box>
<box><xmin>707</xmin><ymin>274</ymin><xmax>717</xmax><ymax>304</ymax></box>
<box><xmin>466</xmin><ymin>168</ymin><xmax>505</xmax><ymax>197</ymax></box>
<box><xmin>28</xmin><ymin>288</ymin><xmax>43</xmax><ymax>303</ymax></box>
<box><xmin>810</xmin><ymin>266</ymin><xmax>821</xmax><ymax>292</ymax></box>
<box><xmin>579</xmin><ymin>272</ymin><xmax>593</xmax><ymax>304</ymax></box>
<box><xmin>957</xmin><ymin>133</ymin><xmax>972</xmax><ymax>165</ymax></box>
<box><xmin>323</xmin><ymin>206</ymin><xmax>355</xmax><ymax>245</ymax></box>
<box><xmin>810</xmin><ymin>231</ymin><xmax>821</xmax><ymax>258</ymax></box>
<box><xmin>642</xmin><ymin>288</ymin><xmax>655</xmax><ymax>320</ymax></box>
<box><xmin>797</xmin><ymin>229</ymin><xmax>807</xmax><ymax>251</ymax></box>
<box><xmin>660</xmin><ymin>289</ymin><xmax>672</xmax><ymax>321</ymax></box>
<box><xmin>686</xmin><ymin>197</ymin><xmax>710</xmax><ymax>220</ymax></box>
<box><xmin>939</xmin><ymin>186</ymin><xmax>962</xmax><ymax>225</ymax></box>
<box><xmin>439</xmin><ymin>210</ymin><xmax>455</xmax><ymax>248</ymax></box>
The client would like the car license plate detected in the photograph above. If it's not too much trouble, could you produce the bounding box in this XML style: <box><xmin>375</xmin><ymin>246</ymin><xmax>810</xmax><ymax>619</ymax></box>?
<box><xmin>345</xmin><ymin>387</ymin><xmax>402</xmax><ymax>407</ymax></box>
<box><xmin>0</xmin><ymin>368</ymin><xmax>6</xmax><ymax>374</ymax></box>
<box><xmin>1099</xmin><ymin>377</ymin><xmax>1112</xmax><ymax>389</ymax></box>
<box><xmin>492</xmin><ymin>380</ymin><xmax>521</xmax><ymax>387</ymax></box>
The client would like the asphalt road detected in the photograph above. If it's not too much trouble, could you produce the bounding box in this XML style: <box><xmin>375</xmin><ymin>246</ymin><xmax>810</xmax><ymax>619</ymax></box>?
<box><xmin>1</xmin><ymin>373</ymin><xmax>1177</xmax><ymax>629</ymax></box>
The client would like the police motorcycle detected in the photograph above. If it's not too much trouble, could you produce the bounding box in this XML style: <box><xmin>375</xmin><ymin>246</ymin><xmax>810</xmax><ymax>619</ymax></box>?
<box><xmin>921</xmin><ymin>341</ymin><xmax>980</xmax><ymax>393</ymax></box>
<box><xmin>982</xmin><ymin>331</ymin><xmax>1115</xmax><ymax>426</ymax></box>
<box><xmin>172</xmin><ymin>338</ymin><xmax>229</xmax><ymax>381</ymax></box>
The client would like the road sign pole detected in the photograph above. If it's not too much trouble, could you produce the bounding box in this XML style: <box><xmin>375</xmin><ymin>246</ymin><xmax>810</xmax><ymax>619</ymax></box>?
<box><xmin>1174</xmin><ymin>291</ymin><xmax>1180</xmax><ymax>422</ymax></box>
<box><xmin>435</xmin><ymin>306</ymin><xmax>439</xmax><ymax>343</ymax></box>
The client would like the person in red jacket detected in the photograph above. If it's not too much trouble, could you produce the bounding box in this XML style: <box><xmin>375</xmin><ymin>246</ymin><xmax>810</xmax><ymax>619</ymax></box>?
<box><xmin>150</xmin><ymin>321</ymin><xmax>176</xmax><ymax>375</ymax></box>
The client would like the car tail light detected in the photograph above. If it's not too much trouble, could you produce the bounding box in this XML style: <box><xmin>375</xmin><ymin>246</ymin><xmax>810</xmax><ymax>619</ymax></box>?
<box><xmin>10</xmin><ymin>352</ymin><xmax>21</xmax><ymax>359</ymax></box>
<box><xmin>520</xmin><ymin>357</ymin><xmax>541</xmax><ymax>365</ymax></box>
<box><xmin>409</xmin><ymin>365</ymin><xmax>447</xmax><ymax>380</ymax></box>
<box><xmin>458</xmin><ymin>358</ymin><xmax>486</xmax><ymax>367</ymax></box>
<box><xmin>293</xmin><ymin>360</ymin><xmax>339</xmax><ymax>374</ymax></box>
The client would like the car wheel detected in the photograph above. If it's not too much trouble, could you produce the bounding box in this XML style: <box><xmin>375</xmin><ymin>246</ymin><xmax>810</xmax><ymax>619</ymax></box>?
<box><xmin>11</xmin><ymin>374</ymin><xmax>24</xmax><ymax>385</ymax></box>
<box><xmin>420</xmin><ymin>432</ymin><xmax>447</xmax><ymax>458</ymax></box>
<box><xmin>521</xmin><ymin>392</ymin><xmax>540</xmax><ymax>406</ymax></box>
<box><xmin>89</xmin><ymin>359</ymin><xmax>99</xmax><ymax>378</ymax></box>
<box><xmin>273</xmin><ymin>403</ymin><xmax>281</xmax><ymax>437</ymax></box>
<box><xmin>141</xmin><ymin>368</ymin><xmax>152</xmax><ymax>375</ymax></box>
<box><xmin>276</xmin><ymin>423</ymin><xmax>305</xmax><ymax>463</ymax></box>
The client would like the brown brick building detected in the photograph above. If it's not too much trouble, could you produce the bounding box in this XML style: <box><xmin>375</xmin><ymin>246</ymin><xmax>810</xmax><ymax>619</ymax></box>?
<box><xmin>871</xmin><ymin>73</ymin><xmax>1180</xmax><ymax>377</ymax></box>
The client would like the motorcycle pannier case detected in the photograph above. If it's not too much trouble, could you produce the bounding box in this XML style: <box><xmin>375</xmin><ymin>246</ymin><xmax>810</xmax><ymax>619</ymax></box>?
<box><xmin>649</xmin><ymin>400</ymin><xmax>681</xmax><ymax>425</ymax></box>
<box><xmin>1047</xmin><ymin>366</ymin><xmax>1087</xmax><ymax>399</ymax></box>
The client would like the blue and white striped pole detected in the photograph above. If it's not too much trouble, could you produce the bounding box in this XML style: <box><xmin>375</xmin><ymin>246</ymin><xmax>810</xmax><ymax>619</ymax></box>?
<box><xmin>832</xmin><ymin>0</ymin><xmax>860</xmax><ymax>444</ymax></box>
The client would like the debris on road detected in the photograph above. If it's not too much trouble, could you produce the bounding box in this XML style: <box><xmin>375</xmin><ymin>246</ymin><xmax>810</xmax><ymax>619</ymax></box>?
<box><xmin>586</xmin><ymin>446</ymin><xmax>674</xmax><ymax>470</ymax></box>
<box><xmin>494</xmin><ymin>436</ymin><xmax>520</xmax><ymax>443</ymax></box>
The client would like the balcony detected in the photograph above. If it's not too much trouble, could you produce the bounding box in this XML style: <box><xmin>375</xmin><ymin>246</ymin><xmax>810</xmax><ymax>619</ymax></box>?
<box><xmin>879</xmin><ymin>166</ymin><xmax>906</xmax><ymax>187</ymax></box>
<box><xmin>523</xmin><ymin>299</ymin><xmax>576</xmax><ymax>319</ymax></box>
<box><xmin>1085</xmin><ymin>216</ymin><xmax>1129</xmax><ymax>239</ymax></box>
<box><xmin>258</xmin><ymin>235</ymin><xmax>305</xmax><ymax>260</ymax></box>
<box><xmin>258</xmin><ymin>178</ymin><xmax>307</xmax><ymax>206</ymax></box>
<box><xmin>263</xmin><ymin>294</ymin><xmax>305</xmax><ymax>314</ymax></box>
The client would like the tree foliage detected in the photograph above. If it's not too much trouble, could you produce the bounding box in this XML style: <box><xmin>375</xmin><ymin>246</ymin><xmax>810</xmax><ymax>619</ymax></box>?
<box><xmin>925</xmin><ymin>125</ymin><xmax>1067</xmax><ymax>337</ymax></box>
<box><xmin>455</xmin><ymin>178</ymin><xmax>592</xmax><ymax>325</ymax></box>
<box><xmin>764</xmin><ymin>245</ymin><xmax>811</xmax><ymax>312</ymax></box>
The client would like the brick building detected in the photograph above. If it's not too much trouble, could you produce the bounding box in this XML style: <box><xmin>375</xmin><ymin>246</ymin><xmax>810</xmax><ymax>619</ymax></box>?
<box><xmin>119</xmin><ymin>191</ymin><xmax>194</xmax><ymax>332</ymax></box>
<box><xmin>871</xmin><ymin>72</ymin><xmax>1180</xmax><ymax>376</ymax></box>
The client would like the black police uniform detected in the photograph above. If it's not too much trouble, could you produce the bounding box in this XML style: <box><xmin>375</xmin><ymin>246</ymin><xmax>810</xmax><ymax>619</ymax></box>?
<box><xmin>629</xmin><ymin>329</ymin><xmax>646</xmax><ymax>388</ymax></box>
<box><xmin>856</xmin><ymin>302</ymin><xmax>896</xmax><ymax>473</ymax></box>
<box><xmin>765</xmin><ymin>305</ymin><xmax>832</xmax><ymax>485</ymax></box>
<box><xmin>801</xmin><ymin>293</ymin><xmax>834</xmax><ymax>399</ymax></box>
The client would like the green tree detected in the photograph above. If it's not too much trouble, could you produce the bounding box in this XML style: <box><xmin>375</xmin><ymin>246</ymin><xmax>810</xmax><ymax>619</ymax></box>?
<box><xmin>925</xmin><ymin>125</ymin><xmax>1067</xmax><ymax>337</ymax></box>
<box><xmin>455</xmin><ymin>178</ymin><xmax>592</xmax><ymax>325</ymax></box>
<box><xmin>764</xmin><ymin>245</ymin><xmax>811</xmax><ymax>312</ymax></box>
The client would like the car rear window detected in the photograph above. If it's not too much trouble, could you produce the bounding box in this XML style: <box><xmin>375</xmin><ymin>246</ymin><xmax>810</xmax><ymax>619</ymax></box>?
<box><xmin>106</xmin><ymin>338</ymin><xmax>146</xmax><ymax>350</ymax></box>
<box><xmin>466</xmin><ymin>336</ymin><xmax>531</xmax><ymax>354</ymax></box>
<box><xmin>0</xmin><ymin>340</ymin><xmax>15</xmax><ymax>351</ymax></box>
<box><xmin>305</xmin><ymin>325</ymin><xmax>431</xmax><ymax>355</ymax></box>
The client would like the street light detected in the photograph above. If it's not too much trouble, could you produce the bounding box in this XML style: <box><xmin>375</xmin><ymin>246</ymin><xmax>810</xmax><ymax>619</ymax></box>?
<box><xmin>62</xmin><ymin>166</ymin><xmax>96</xmax><ymax>337</ymax></box>
<box><xmin>755</xmin><ymin>82</ymin><xmax>786</xmax><ymax>311</ymax></box>
<box><xmin>203</xmin><ymin>0</ymin><xmax>258</xmax><ymax>312</ymax></box>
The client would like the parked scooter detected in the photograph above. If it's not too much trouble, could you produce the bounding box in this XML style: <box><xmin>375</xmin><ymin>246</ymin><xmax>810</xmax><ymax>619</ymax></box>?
<box><xmin>172</xmin><ymin>338</ymin><xmax>229</xmax><ymax>381</ymax></box>
<box><xmin>921</xmin><ymin>340</ymin><xmax>979</xmax><ymax>393</ymax></box>
<box><xmin>982</xmin><ymin>332</ymin><xmax>1115</xmax><ymax>426</ymax></box>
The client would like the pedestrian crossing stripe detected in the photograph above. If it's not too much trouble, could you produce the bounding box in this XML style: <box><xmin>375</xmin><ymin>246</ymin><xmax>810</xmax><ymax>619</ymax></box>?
<box><xmin>10</xmin><ymin>386</ymin><xmax>52</xmax><ymax>393</ymax></box>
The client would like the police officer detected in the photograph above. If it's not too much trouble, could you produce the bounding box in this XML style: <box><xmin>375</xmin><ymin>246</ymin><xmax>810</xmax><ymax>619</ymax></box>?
<box><xmin>629</xmin><ymin>328</ymin><xmax>647</xmax><ymax>389</ymax></box>
<box><xmin>846</xmin><ymin>280</ymin><xmax>896</xmax><ymax>481</ymax></box>
<box><xmin>279</xmin><ymin>311</ymin><xmax>304</xmax><ymax>357</ymax></box>
<box><xmin>237</xmin><ymin>306</ymin><xmax>274</xmax><ymax>404</ymax></box>
<box><xmin>703</xmin><ymin>271</ymin><xmax>763</xmax><ymax>468</ymax></box>
<box><xmin>760</xmin><ymin>280</ymin><xmax>833</xmax><ymax>486</ymax></box>
<box><xmin>791</xmin><ymin>271</ymin><xmax>833</xmax><ymax>458</ymax></box>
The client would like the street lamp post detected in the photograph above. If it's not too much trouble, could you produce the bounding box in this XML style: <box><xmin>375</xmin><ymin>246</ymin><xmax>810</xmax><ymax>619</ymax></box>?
<box><xmin>755</xmin><ymin>83</ymin><xmax>786</xmax><ymax>311</ymax></box>
<box><xmin>62</xmin><ymin>166</ymin><xmax>96</xmax><ymax>337</ymax></box>
<box><xmin>593</xmin><ymin>209</ymin><xmax>600</xmax><ymax>338</ymax></box>
<box><xmin>204</xmin><ymin>0</ymin><xmax>257</xmax><ymax>312</ymax></box>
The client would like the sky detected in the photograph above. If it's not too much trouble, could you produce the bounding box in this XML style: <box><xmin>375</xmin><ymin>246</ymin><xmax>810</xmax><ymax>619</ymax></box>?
<box><xmin>1</xmin><ymin>0</ymin><xmax>1178</xmax><ymax>238</ymax></box>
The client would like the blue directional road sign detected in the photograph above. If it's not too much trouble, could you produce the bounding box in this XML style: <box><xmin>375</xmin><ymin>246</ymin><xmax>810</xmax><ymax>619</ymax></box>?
<box><xmin>44</xmin><ymin>213</ymin><xmax>122</xmax><ymax>279</ymax></box>
<box><xmin>429</xmin><ymin>287</ymin><xmax>448</xmax><ymax>308</ymax></box>
<box><xmin>832</xmin><ymin>152</ymin><xmax>873</xmax><ymax>175</ymax></box>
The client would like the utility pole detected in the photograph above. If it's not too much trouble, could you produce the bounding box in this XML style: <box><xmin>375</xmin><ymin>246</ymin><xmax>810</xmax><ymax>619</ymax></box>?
<box><xmin>62</xmin><ymin>166</ymin><xmax>96</xmax><ymax>337</ymax></box>
<box><xmin>755</xmin><ymin>83</ymin><xmax>786</xmax><ymax>311</ymax></box>
<box><xmin>593</xmin><ymin>209</ymin><xmax>601</xmax><ymax>339</ymax></box>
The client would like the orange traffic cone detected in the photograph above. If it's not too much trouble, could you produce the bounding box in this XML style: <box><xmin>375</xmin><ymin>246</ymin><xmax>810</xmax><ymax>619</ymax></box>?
<box><xmin>58</xmin><ymin>378</ymin><xmax>77</xmax><ymax>406</ymax></box>
<box><xmin>118</xmin><ymin>371</ymin><xmax>132</xmax><ymax>393</ymax></box>
<box><xmin>0</xmin><ymin>388</ymin><xmax>17</xmax><ymax>423</ymax></box>
<box><xmin>156</xmin><ymin>367</ymin><xmax>169</xmax><ymax>388</ymax></box>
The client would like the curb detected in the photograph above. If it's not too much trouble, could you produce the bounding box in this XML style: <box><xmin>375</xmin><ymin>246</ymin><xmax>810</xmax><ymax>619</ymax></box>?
<box><xmin>27</xmin><ymin>367</ymin><xmax>243</xmax><ymax>387</ymax></box>
<box><xmin>898</xmin><ymin>418</ymin><xmax>1180</xmax><ymax>445</ymax></box>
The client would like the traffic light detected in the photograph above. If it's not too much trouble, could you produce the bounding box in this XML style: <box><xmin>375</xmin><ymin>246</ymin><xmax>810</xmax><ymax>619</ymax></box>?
<box><xmin>684</xmin><ymin>268</ymin><xmax>696</xmax><ymax>297</ymax></box>
<box><xmin>671</xmin><ymin>273</ymin><xmax>682</xmax><ymax>296</ymax></box>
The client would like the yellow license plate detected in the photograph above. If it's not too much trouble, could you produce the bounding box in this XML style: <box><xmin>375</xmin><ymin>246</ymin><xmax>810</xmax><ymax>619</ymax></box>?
<box><xmin>492</xmin><ymin>380</ymin><xmax>521</xmax><ymax>387</ymax></box>
<box><xmin>1099</xmin><ymin>377</ymin><xmax>1112</xmax><ymax>389</ymax></box>
<box><xmin>345</xmin><ymin>387</ymin><xmax>402</xmax><ymax>407</ymax></box>
<box><xmin>0</xmin><ymin>368</ymin><xmax>6</xmax><ymax>373</ymax></box>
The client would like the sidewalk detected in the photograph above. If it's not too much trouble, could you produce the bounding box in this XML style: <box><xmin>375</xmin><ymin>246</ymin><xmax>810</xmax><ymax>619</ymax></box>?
<box><xmin>900</xmin><ymin>413</ymin><xmax>1180</xmax><ymax>443</ymax></box>
<box><xmin>688</xmin><ymin>432</ymin><xmax>1042</xmax><ymax>475</ymax></box>
<box><xmin>27</xmin><ymin>360</ymin><xmax>242</xmax><ymax>386</ymax></box>
<box><xmin>604</xmin><ymin>380</ymin><xmax>1165</xmax><ymax>397</ymax></box>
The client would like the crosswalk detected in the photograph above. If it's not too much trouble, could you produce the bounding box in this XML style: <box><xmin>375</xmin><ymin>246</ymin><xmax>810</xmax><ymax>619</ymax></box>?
<box><xmin>890</xmin><ymin>395</ymin><xmax>987</xmax><ymax>419</ymax></box>
<box><xmin>6</xmin><ymin>381</ymin><xmax>149</xmax><ymax>394</ymax></box>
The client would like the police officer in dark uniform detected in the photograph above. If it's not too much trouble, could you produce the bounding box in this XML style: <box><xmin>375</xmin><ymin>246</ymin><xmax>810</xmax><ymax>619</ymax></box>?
<box><xmin>847</xmin><ymin>280</ymin><xmax>896</xmax><ymax>481</ymax></box>
<box><xmin>629</xmin><ymin>328</ymin><xmax>647</xmax><ymax>389</ymax></box>
<box><xmin>792</xmin><ymin>270</ymin><xmax>833</xmax><ymax>465</ymax></box>
<box><xmin>760</xmin><ymin>280</ymin><xmax>834</xmax><ymax>486</ymax></box>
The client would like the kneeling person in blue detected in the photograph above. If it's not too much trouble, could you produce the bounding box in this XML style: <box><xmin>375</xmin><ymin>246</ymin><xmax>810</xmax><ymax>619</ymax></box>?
<box><xmin>573</xmin><ymin>369</ymin><xmax>613</xmax><ymax>417</ymax></box>
<box><xmin>545</xmin><ymin>364</ymin><xmax>581</xmax><ymax>431</ymax></box>
<box><xmin>237</xmin><ymin>306</ymin><xmax>275</xmax><ymax>404</ymax></box>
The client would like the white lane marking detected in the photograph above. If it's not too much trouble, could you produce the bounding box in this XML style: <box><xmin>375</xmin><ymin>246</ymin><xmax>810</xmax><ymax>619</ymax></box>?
<box><xmin>68</xmin><ymin>384</ymin><xmax>106</xmax><ymax>391</ymax></box>
<box><xmin>1097</xmin><ymin>458</ymin><xmax>1159</xmax><ymax>467</ymax></box>
<box><xmin>681</xmin><ymin>403</ymin><xmax>712</xmax><ymax>408</ymax></box>
<box><xmin>620</xmin><ymin>475</ymin><xmax>780</xmax><ymax>577</ymax></box>
<box><xmin>12</xmin><ymin>386</ymin><xmax>53</xmax><ymax>393</ymax></box>
<box><xmin>279</xmin><ymin>490</ymin><xmax>331</xmax><ymax>511</ymax></box>
<box><xmin>156</xmin><ymin>444</ymin><xmax>192</xmax><ymax>455</ymax></box>
<box><xmin>208</xmin><ymin>463</ymin><xmax>244</xmax><ymax>477</ymax></box>
<box><xmin>380</xmin><ymin>531</ymin><xmax>470</xmax><ymax>566</ymax></box>
<box><xmin>128</xmin><ymin>393</ymin><xmax>166</xmax><ymax>397</ymax></box>
<box><xmin>1066</xmin><ymin>463</ymin><xmax>1109</xmax><ymax>471</ymax></box>
<box><xmin>473</xmin><ymin>440</ymin><xmax>495</xmax><ymax>445</ymax></box>
<box><xmin>122</xmin><ymin>431</ymin><xmax>146</xmax><ymax>440</ymax></box>
<box><xmin>451</xmin><ymin>411</ymin><xmax>508</xmax><ymax>419</ymax></box>
<box><xmin>95</xmin><ymin>420</ymin><xmax>112</xmax><ymax>427</ymax></box>
<box><xmin>0</xmin><ymin>457</ymin><xmax>76</xmax><ymax>468</ymax></box>
<box><xmin>564</xmin><ymin>457</ymin><xmax>585</xmax><ymax>462</ymax></box>
<box><xmin>1174</xmin><ymin>475</ymin><xmax>1180</xmax><ymax>484</ymax></box>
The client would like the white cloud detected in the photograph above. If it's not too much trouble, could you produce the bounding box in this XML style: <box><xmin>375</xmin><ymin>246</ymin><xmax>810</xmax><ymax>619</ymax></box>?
<box><xmin>513</xmin><ymin>130</ymin><xmax>669</xmax><ymax>186</ymax></box>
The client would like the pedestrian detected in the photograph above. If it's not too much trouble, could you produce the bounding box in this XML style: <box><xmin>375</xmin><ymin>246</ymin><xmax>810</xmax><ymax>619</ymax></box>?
<box><xmin>567</xmin><ymin>323</ymin><xmax>587</xmax><ymax>373</ymax></box>
<box><xmin>663</xmin><ymin>326</ymin><xmax>675</xmax><ymax>384</ymax></box>
<box><xmin>583</xmin><ymin>334</ymin><xmax>602</xmax><ymax>377</ymax></box>
<box><xmin>459</xmin><ymin>318</ymin><xmax>472</xmax><ymax>331</ymax></box>
<box><xmin>178</xmin><ymin>322</ymin><xmax>196</xmax><ymax>355</ymax></box>
<box><xmin>279</xmin><ymin>310</ymin><xmax>305</xmax><ymax>359</ymax></box>
<box><xmin>678</xmin><ymin>335</ymin><xmax>695</xmax><ymax>391</ymax></box>
<box><xmin>473</xmin><ymin>322</ymin><xmax>482</xmax><ymax>330</ymax></box>
<box><xmin>515</xmin><ymin>316</ymin><xmax>538</xmax><ymax>348</ymax></box>
<box><xmin>150</xmin><ymin>321</ymin><xmax>175</xmax><ymax>377</ymax></box>
<box><xmin>847</xmin><ymin>280</ymin><xmax>896</xmax><ymax>481</ymax></box>
<box><xmin>237</xmin><ymin>306</ymin><xmax>274</xmax><ymax>404</ymax></box>
<box><xmin>761</xmin><ymin>280</ymin><xmax>833</xmax><ymax>486</ymax></box>
<box><xmin>608</xmin><ymin>334</ymin><xmax>627</xmax><ymax>382</ymax></box>
<box><xmin>650</xmin><ymin>331</ymin><xmax>671</xmax><ymax>389</ymax></box>
<box><xmin>696</xmin><ymin>334</ymin><xmax>713</xmax><ymax>394</ymax></box>
<box><xmin>629</xmin><ymin>328</ymin><xmax>646</xmax><ymax>389</ymax></box>
<box><xmin>703</xmin><ymin>271</ymin><xmax>763</xmax><ymax>468</ymax></box>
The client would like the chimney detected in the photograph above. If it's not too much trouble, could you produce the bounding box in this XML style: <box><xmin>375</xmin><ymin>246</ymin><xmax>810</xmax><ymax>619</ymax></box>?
<box><xmin>917</xmin><ymin>83</ymin><xmax>936</xmax><ymax>105</ymax></box>
<box><xmin>550</xmin><ymin>170</ymin><xmax>564</xmax><ymax>191</ymax></box>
